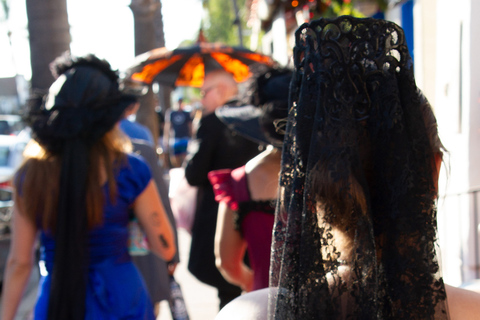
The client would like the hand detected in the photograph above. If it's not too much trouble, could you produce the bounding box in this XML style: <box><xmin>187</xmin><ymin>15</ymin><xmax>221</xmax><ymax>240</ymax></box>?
<box><xmin>240</xmin><ymin>268</ymin><xmax>254</xmax><ymax>293</ymax></box>
<box><xmin>241</xmin><ymin>277</ymin><xmax>254</xmax><ymax>293</ymax></box>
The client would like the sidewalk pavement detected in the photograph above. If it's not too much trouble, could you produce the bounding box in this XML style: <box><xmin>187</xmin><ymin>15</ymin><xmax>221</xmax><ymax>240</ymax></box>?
<box><xmin>157</xmin><ymin>228</ymin><xmax>220</xmax><ymax>320</ymax></box>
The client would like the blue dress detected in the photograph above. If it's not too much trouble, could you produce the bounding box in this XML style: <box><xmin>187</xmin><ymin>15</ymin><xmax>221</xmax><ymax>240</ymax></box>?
<box><xmin>34</xmin><ymin>154</ymin><xmax>156</xmax><ymax>320</ymax></box>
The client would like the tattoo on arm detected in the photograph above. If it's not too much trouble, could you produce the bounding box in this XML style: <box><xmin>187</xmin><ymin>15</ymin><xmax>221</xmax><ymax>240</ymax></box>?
<box><xmin>159</xmin><ymin>234</ymin><xmax>169</xmax><ymax>248</ymax></box>
<box><xmin>150</xmin><ymin>211</ymin><xmax>161</xmax><ymax>227</ymax></box>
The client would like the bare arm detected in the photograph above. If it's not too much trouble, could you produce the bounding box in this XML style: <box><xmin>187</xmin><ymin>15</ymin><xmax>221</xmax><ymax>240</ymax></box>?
<box><xmin>214</xmin><ymin>202</ymin><xmax>253</xmax><ymax>292</ymax></box>
<box><xmin>445</xmin><ymin>284</ymin><xmax>480</xmax><ymax>320</ymax></box>
<box><xmin>1</xmin><ymin>199</ymin><xmax>37</xmax><ymax>320</ymax></box>
<box><xmin>215</xmin><ymin>287</ymin><xmax>272</xmax><ymax>320</ymax></box>
<box><xmin>134</xmin><ymin>179</ymin><xmax>176</xmax><ymax>262</ymax></box>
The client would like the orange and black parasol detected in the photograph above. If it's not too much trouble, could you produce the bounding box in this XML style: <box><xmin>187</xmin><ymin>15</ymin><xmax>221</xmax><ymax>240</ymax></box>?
<box><xmin>127</xmin><ymin>42</ymin><xmax>275</xmax><ymax>88</ymax></box>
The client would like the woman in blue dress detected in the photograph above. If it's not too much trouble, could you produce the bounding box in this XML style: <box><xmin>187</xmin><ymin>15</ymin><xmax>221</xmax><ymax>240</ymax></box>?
<box><xmin>1</xmin><ymin>54</ymin><xmax>176</xmax><ymax>320</ymax></box>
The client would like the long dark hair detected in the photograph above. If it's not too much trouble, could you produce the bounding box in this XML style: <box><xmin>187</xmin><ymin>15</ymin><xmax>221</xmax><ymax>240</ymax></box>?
<box><xmin>16</xmin><ymin>128</ymin><xmax>131</xmax><ymax>231</ymax></box>
<box><xmin>17</xmin><ymin>53</ymin><xmax>136</xmax><ymax>320</ymax></box>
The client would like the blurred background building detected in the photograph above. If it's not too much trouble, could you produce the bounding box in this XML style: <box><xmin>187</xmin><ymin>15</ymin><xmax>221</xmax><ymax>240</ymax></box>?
<box><xmin>0</xmin><ymin>76</ymin><xmax>27</xmax><ymax>114</ymax></box>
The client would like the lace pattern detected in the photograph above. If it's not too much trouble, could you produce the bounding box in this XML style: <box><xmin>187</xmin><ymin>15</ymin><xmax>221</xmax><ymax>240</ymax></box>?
<box><xmin>269</xmin><ymin>16</ymin><xmax>449</xmax><ymax>319</ymax></box>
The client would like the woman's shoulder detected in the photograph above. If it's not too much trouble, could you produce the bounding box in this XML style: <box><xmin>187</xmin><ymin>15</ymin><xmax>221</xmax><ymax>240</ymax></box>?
<box><xmin>126</xmin><ymin>151</ymin><xmax>150</xmax><ymax>171</ymax></box>
<box><xmin>116</xmin><ymin>153</ymin><xmax>152</xmax><ymax>193</ymax></box>
<box><xmin>215</xmin><ymin>288</ymin><xmax>272</xmax><ymax>320</ymax></box>
<box><xmin>245</xmin><ymin>152</ymin><xmax>281</xmax><ymax>201</ymax></box>
<box><xmin>126</xmin><ymin>152</ymin><xmax>146</xmax><ymax>163</ymax></box>
<box><xmin>445</xmin><ymin>284</ymin><xmax>480</xmax><ymax>320</ymax></box>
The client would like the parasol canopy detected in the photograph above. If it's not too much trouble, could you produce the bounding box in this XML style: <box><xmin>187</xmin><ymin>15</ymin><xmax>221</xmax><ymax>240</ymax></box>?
<box><xmin>126</xmin><ymin>42</ymin><xmax>275</xmax><ymax>88</ymax></box>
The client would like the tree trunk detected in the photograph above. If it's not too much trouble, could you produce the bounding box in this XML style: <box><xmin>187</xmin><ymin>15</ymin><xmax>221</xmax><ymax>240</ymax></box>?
<box><xmin>130</xmin><ymin>0</ymin><xmax>171</xmax><ymax>146</ymax></box>
<box><xmin>153</xmin><ymin>0</ymin><xmax>172</xmax><ymax>115</ymax></box>
<box><xmin>26</xmin><ymin>0</ymin><xmax>71</xmax><ymax>91</ymax></box>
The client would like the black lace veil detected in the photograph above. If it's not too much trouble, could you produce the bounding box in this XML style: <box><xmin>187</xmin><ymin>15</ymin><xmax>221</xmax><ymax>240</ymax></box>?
<box><xmin>269</xmin><ymin>16</ymin><xmax>449</xmax><ymax>319</ymax></box>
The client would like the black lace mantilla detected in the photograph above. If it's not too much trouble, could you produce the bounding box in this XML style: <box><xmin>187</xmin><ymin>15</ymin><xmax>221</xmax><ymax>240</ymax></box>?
<box><xmin>269</xmin><ymin>16</ymin><xmax>449</xmax><ymax>319</ymax></box>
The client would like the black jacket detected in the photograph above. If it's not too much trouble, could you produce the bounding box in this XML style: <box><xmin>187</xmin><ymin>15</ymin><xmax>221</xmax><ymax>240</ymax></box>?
<box><xmin>184</xmin><ymin>109</ymin><xmax>261</xmax><ymax>291</ymax></box>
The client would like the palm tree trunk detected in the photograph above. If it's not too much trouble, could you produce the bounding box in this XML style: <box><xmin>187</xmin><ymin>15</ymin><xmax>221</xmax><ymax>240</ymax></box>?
<box><xmin>153</xmin><ymin>0</ymin><xmax>172</xmax><ymax>115</ymax></box>
<box><xmin>130</xmin><ymin>0</ymin><xmax>171</xmax><ymax>146</ymax></box>
<box><xmin>26</xmin><ymin>0</ymin><xmax>71</xmax><ymax>91</ymax></box>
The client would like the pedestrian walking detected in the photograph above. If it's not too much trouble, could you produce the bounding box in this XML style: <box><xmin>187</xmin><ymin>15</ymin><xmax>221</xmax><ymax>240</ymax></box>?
<box><xmin>184</xmin><ymin>69</ymin><xmax>261</xmax><ymax>310</ymax></box>
<box><xmin>1</xmin><ymin>53</ymin><xmax>176</xmax><ymax>320</ymax></box>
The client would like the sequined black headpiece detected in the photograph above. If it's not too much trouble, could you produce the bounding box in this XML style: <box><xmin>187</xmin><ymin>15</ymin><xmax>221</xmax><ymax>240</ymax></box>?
<box><xmin>26</xmin><ymin>53</ymin><xmax>136</xmax><ymax>153</ymax></box>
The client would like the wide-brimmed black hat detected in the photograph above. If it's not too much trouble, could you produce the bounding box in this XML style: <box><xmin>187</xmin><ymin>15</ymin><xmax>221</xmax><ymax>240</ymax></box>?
<box><xmin>216</xmin><ymin>104</ymin><xmax>266</xmax><ymax>144</ymax></box>
<box><xmin>215</xmin><ymin>68</ymin><xmax>292</xmax><ymax>148</ymax></box>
